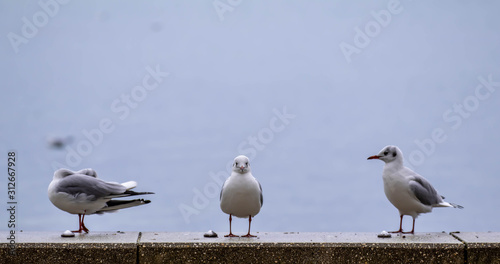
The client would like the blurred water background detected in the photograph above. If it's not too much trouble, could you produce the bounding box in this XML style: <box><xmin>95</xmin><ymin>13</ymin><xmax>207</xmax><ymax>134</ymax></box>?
<box><xmin>1</xmin><ymin>1</ymin><xmax>499</xmax><ymax>233</ymax></box>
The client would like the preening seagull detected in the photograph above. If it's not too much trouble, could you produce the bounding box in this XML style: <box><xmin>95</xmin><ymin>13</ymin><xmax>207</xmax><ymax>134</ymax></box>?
<box><xmin>48</xmin><ymin>168</ymin><xmax>154</xmax><ymax>233</ymax></box>
<box><xmin>220</xmin><ymin>155</ymin><xmax>263</xmax><ymax>237</ymax></box>
<box><xmin>368</xmin><ymin>145</ymin><xmax>463</xmax><ymax>234</ymax></box>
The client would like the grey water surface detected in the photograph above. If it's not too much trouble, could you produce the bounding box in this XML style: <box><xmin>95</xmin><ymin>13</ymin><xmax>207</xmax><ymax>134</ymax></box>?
<box><xmin>1</xmin><ymin>1</ymin><xmax>499</xmax><ymax>233</ymax></box>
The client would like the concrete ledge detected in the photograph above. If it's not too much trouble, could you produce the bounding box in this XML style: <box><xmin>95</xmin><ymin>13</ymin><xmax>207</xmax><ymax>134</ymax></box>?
<box><xmin>139</xmin><ymin>232</ymin><xmax>464</xmax><ymax>263</ymax></box>
<box><xmin>1</xmin><ymin>231</ymin><xmax>499</xmax><ymax>263</ymax></box>
<box><xmin>452</xmin><ymin>232</ymin><xmax>500</xmax><ymax>264</ymax></box>
<box><xmin>0</xmin><ymin>231</ymin><xmax>138</xmax><ymax>264</ymax></box>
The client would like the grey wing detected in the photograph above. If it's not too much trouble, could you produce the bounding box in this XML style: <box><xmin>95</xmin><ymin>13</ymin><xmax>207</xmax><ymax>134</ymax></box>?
<box><xmin>220</xmin><ymin>178</ymin><xmax>228</xmax><ymax>201</ymax></box>
<box><xmin>259</xmin><ymin>181</ymin><xmax>263</xmax><ymax>207</ymax></box>
<box><xmin>56</xmin><ymin>175</ymin><xmax>126</xmax><ymax>199</ymax></box>
<box><xmin>409</xmin><ymin>175</ymin><xmax>442</xmax><ymax>206</ymax></box>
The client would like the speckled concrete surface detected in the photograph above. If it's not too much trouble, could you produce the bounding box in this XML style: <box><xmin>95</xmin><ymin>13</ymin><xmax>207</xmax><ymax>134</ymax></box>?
<box><xmin>0</xmin><ymin>231</ymin><xmax>138</xmax><ymax>264</ymax></box>
<box><xmin>138</xmin><ymin>232</ymin><xmax>465</xmax><ymax>263</ymax></box>
<box><xmin>2</xmin><ymin>231</ymin><xmax>499</xmax><ymax>263</ymax></box>
<box><xmin>452</xmin><ymin>232</ymin><xmax>500</xmax><ymax>264</ymax></box>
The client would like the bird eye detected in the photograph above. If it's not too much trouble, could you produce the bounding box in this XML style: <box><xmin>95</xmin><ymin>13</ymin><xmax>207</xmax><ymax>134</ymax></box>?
<box><xmin>383</xmin><ymin>151</ymin><xmax>389</xmax><ymax>155</ymax></box>
<box><xmin>235</xmin><ymin>162</ymin><xmax>238</xmax><ymax>167</ymax></box>
<box><xmin>245</xmin><ymin>162</ymin><xmax>248</xmax><ymax>166</ymax></box>
<box><xmin>393</xmin><ymin>152</ymin><xmax>397</xmax><ymax>157</ymax></box>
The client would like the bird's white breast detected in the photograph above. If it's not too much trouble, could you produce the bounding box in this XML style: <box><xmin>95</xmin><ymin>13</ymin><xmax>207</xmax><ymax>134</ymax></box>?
<box><xmin>220</xmin><ymin>173</ymin><xmax>262</xmax><ymax>218</ymax></box>
<box><xmin>382</xmin><ymin>166</ymin><xmax>431</xmax><ymax>217</ymax></box>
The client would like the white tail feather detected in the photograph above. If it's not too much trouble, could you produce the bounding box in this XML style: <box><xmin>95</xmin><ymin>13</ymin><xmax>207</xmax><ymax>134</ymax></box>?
<box><xmin>121</xmin><ymin>181</ymin><xmax>137</xmax><ymax>190</ymax></box>
<box><xmin>437</xmin><ymin>201</ymin><xmax>464</xmax><ymax>209</ymax></box>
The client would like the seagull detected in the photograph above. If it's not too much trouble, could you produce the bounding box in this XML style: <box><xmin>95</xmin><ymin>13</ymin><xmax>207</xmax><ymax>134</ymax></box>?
<box><xmin>220</xmin><ymin>155</ymin><xmax>263</xmax><ymax>237</ymax></box>
<box><xmin>367</xmin><ymin>145</ymin><xmax>463</xmax><ymax>234</ymax></box>
<box><xmin>48</xmin><ymin>168</ymin><xmax>154</xmax><ymax>233</ymax></box>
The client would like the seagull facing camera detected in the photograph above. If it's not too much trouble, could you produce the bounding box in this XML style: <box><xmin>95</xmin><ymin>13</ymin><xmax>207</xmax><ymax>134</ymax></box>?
<box><xmin>220</xmin><ymin>155</ymin><xmax>263</xmax><ymax>237</ymax></box>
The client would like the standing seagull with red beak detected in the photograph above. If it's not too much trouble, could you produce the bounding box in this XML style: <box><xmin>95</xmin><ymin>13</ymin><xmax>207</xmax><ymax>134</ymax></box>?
<box><xmin>220</xmin><ymin>155</ymin><xmax>263</xmax><ymax>237</ymax></box>
<box><xmin>368</xmin><ymin>145</ymin><xmax>463</xmax><ymax>234</ymax></box>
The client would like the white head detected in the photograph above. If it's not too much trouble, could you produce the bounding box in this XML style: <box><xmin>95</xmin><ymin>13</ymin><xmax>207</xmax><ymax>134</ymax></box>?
<box><xmin>232</xmin><ymin>155</ymin><xmax>251</xmax><ymax>174</ymax></box>
<box><xmin>367</xmin><ymin>145</ymin><xmax>403</xmax><ymax>164</ymax></box>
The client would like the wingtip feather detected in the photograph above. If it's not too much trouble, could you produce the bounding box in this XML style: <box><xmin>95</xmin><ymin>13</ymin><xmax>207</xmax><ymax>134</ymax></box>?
<box><xmin>450</xmin><ymin>203</ymin><xmax>464</xmax><ymax>209</ymax></box>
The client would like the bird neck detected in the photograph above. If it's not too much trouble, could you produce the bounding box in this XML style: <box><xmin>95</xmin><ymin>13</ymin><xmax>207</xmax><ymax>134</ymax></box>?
<box><xmin>384</xmin><ymin>159</ymin><xmax>404</xmax><ymax>172</ymax></box>
<box><xmin>231</xmin><ymin>171</ymin><xmax>252</xmax><ymax>178</ymax></box>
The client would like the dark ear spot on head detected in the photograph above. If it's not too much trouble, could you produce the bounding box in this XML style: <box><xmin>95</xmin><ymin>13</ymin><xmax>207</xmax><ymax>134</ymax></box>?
<box><xmin>393</xmin><ymin>152</ymin><xmax>397</xmax><ymax>157</ymax></box>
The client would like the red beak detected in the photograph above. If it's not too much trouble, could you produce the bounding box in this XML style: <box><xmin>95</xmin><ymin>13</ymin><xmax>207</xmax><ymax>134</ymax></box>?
<box><xmin>367</xmin><ymin>155</ymin><xmax>380</xmax><ymax>160</ymax></box>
